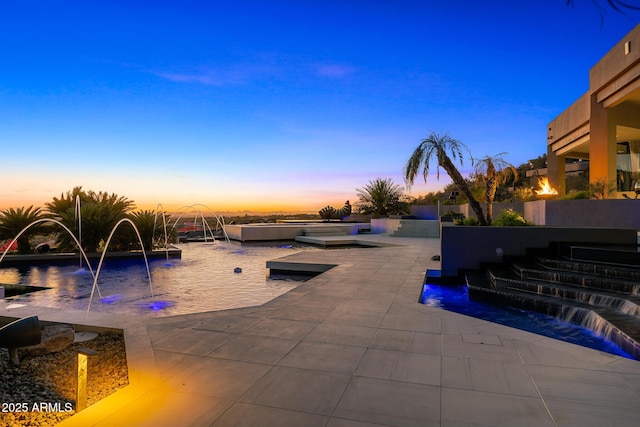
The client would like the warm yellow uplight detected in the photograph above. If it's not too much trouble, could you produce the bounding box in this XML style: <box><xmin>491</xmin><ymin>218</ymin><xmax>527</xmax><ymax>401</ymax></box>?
<box><xmin>76</xmin><ymin>348</ymin><xmax>97</xmax><ymax>412</ymax></box>
<box><xmin>535</xmin><ymin>177</ymin><xmax>558</xmax><ymax>196</ymax></box>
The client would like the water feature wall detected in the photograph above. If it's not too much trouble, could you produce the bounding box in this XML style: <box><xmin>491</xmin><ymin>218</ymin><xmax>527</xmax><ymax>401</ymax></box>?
<box><xmin>466</xmin><ymin>248</ymin><xmax>640</xmax><ymax>360</ymax></box>
<box><xmin>440</xmin><ymin>226</ymin><xmax>637</xmax><ymax>277</ymax></box>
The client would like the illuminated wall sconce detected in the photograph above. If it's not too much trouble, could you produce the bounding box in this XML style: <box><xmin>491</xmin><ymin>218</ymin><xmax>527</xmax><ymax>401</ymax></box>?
<box><xmin>76</xmin><ymin>347</ymin><xmax>98</xmax><ymax>412</ymax></box>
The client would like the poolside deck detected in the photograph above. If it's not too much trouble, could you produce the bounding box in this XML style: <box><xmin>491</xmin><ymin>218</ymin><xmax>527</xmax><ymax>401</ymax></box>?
<box><xmin>2</xmin><ymin>235</ymin><xmax>640</xmax><ymax>426</ymax></box>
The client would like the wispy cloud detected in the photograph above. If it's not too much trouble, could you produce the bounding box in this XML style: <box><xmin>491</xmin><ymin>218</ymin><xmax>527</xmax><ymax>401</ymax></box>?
<box><xmin>154</xmin><ymin>62</ymin><xmax>282</xmax><ymax>86</ymax></box>
<box><xmin>156</xmin><ymin>72</ymin><xmax>221</xmax><ymax>85</ymax></box>
<box><xmin>314</xmin><ymin>63</ymin><xmax>356</xmax><ymax>78</ymax></box>
<box><xmin>151</xmin><ymin>56</ymin><xmax>355</xmax><ymax>85</ymax></box>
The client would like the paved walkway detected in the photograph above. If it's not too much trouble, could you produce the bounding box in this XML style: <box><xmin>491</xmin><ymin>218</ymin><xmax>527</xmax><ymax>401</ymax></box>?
<box><xmin>3</xmin><ymin>236</ymin><xmax>640</xmax><ymax>426</ymax></box>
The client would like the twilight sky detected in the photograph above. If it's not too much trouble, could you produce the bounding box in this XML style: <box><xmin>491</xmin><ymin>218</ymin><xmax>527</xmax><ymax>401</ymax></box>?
<box><xmin>1</xmin><ymin>1</ymin><xmax>639</xmax><ymax>213</ymax></box>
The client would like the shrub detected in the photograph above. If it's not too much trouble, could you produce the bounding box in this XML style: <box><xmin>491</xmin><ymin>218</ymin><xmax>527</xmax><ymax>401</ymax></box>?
<box><xmin>455</xmin><ymin>216</ymin><xmax>479</xmax><ymax>226</ymax></box>
<box><xmin>441</xmin><ymin>211</ymin><xmax>465</xmax><ymax>222</ymax></box>
<box><xmin>492</xmin><ymin>208</ymin><xmax>532</xmax><ymax>226</ymax></box>
<box><xmin>560</xmin><ymin>191</ymin><xmax>590</xmax><ymax>200</ymax></box>
<box><xmin>513</xmin><ymin>187</ymin><xmax>537</xmax><ymax>202</ymax></box>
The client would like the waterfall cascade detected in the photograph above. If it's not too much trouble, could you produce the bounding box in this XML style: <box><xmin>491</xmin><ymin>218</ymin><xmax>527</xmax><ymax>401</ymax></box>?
<box><xmin>466</xmin><ymin>244</ymin><xmax>640</xmax><ymax>360</ymax></box>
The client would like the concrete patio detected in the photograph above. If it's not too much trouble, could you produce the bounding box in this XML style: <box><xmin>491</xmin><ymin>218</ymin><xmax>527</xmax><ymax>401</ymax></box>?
<box><xmin>2</xmin><ymin>235</ymin><xmax>640</xmax><ymax>426</ymax></box>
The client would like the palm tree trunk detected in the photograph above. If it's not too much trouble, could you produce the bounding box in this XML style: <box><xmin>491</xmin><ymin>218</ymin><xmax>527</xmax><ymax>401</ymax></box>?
<box><xmin>440</xmin><ymin>152</ymin><xmax>488</xmax><ymax>226</ymax></box>
<box><xmin>485</xmin><ymin>176</ymin><xmax>497</xmax><ymax>225</ymax></box>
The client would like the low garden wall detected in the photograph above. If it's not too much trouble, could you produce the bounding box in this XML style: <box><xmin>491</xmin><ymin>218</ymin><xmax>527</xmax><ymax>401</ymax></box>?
<box><xmin>428</xmin><ymin>199</ymin><xmax>640</xmax><ymax>229</ymax></box>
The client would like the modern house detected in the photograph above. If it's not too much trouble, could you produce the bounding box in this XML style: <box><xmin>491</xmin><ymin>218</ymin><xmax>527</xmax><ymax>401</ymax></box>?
<box><xmin>547</xmin><ymin>23</ymin><xmax>640</xmax><ymax>197</ymax></box>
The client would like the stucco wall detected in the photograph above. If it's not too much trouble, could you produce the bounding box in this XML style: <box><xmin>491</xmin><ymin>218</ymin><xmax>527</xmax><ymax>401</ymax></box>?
<box><xmin>370</xmin><ymin>218</ymin><xmax>401</xmax><ymax>234</ymax></box>
<box><xmin>547</xmin><ymin>92</ymin><xmax>590</xmax><ymax>145</ymax></box>
<box><xmin>590</xmin><ymin>24</ymin><xmax>640</xmax><ymax>91</ymax></box>
<box><xmin>542</xmin><ymin>199</ymin><xmax>640</xmax><ymax>228</ymax></box>
<box><xmin>410</xmin><ymin>205</ymin><xmax>439</xmax><ymax>220</ymax></box>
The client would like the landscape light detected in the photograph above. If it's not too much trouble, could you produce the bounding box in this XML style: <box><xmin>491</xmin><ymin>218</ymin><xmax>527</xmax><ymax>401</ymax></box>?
<box><xmin>76</xmin><ymin>347</ymin><xmax>98</xmax><ymax>412</ymax></box>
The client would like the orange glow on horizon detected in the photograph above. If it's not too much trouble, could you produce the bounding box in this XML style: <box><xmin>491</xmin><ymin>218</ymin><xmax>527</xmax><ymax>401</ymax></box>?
<box><xmin>0</xmin><ymin>196</ymin><xmax>342</xmax><ymax>215</ymax></box>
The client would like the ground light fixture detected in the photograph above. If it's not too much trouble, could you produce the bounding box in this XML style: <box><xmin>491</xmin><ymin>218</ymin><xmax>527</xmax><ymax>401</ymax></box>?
<box><xmin>76</xmin><ymin>347</ymin><xmax>97</xmax><ymax>412</ymax></box>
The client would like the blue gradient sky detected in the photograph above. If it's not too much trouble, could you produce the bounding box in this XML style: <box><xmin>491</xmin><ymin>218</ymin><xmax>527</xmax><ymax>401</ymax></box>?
<box><xmin>2</xmin><ymin>1</ymin><xmax>639</xmax><ymax>212</ymax></box>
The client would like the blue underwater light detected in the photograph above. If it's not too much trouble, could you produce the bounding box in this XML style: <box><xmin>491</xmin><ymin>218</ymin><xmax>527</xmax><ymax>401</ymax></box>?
<box><xmin>100</xmin><ymin>294</ymin><xmax>124</xmax><ymax>304</ymax></box>
<box><xmin>420</xmin><ymin>283</ymin><xmax>633</xmax><ymax>359</ymax></box>
<box><xmin>140</xmin><ymin>300</ymin><xmax>175</xmax><ymax>311</ymax></box>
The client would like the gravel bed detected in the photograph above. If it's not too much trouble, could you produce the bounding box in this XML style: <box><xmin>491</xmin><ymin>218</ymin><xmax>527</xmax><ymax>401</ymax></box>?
<box><xmin>1</xmin><ymin>331</ymin><xmax>128</xmax><ymax>426</ymax></box>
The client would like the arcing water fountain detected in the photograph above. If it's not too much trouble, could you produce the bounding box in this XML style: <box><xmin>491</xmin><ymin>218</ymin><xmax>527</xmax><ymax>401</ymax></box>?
<box><xmin>169</xmin><ymin>204</ymin><xmax>231</xmax><ymax>244</ymax></box>
<box><xmin>0</xmin><ymin>204</ymin><xmax>240</xmax><ymax>318</ymax></box>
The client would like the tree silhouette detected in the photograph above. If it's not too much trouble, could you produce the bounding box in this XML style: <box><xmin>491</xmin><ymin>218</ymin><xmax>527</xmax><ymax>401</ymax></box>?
<box><xmin>473</xmin><ymin>153</ymin><xmax>518</xmax><ymax>225</ymax></box>
<box><xmin>404</xmin><ymin>131</ymin><xmax>488</xmax><ymax>225</ymax></box>
<box><xmin>356</xmin><ymin>178</ymin><xmax>409</xmax><ymax>217</ymax></box>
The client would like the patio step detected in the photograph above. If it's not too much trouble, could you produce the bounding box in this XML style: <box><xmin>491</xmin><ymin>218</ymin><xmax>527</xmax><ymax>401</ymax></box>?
<box><xmin>391</xmin><ymin>220</ymin><xmax>440</xmax><ymax>238</ymax></box>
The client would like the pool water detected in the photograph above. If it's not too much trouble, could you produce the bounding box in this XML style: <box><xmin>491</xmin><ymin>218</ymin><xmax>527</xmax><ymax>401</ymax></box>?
<box><xmin>0</xmin><ymin>242</ymin><xmax>316</xmax><ymax>317</ymax></box>
<box><xmin>420</xmin><ymin>283</ymin><xmax>633</xmax><ymax>359</ymax></box>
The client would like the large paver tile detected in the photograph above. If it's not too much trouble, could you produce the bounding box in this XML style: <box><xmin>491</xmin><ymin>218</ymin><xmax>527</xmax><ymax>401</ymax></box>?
<box><xmin>514</xmin><ymin>339</ymin><xmax>624</xmax><ymax>369</ymax></box>
<box><xmin>267</xmin><ymin>304</ymin><xmax>335</xmax><ymax>322</ymax></box>
<box><xmin>210</xmin><ymin>333</ymin><xmax>298</xmax><ymax>364</ymax></box>
<box><xmin>153</xmin><ymin>349</ymin><xmax>209</xmax><ymax>380</ymax></box>
<box><xmin>192</xmin><ymin>314</ymin><xmax>263</xmax><ymax>333</ymax></box>
<box><xmin>442</xmin><ymin>356</ymin><xmax>539</xmax><ymax>397</ymax></box>
<box><xmin>288</xmin><ymin>294</ymin><xmax>356</xmax><ymax>309</ymax></box>
<box><xmin>278</xmin><ymin>340</ymin><xmax>366</xmax><ymax>374</ymax></box>
<box><xmin>333</xmin><ymin>377</ymin><xmax>440</xmax><ymax>427</ymax></box>
<box><xmin>380</xmin><ymin>311</ymin><xmax>442</xmax><ymax>333</ymax></box>
<box><xmin>244</xmin><ymin>317</ymin><xmax>317</xmax><ymax>340</ymax></box>
<box><xmin>326</xmin><ymin>419</ymin><xmax>391</xmax><ymax>427</ymax></box>
<box><xmin>441</xmin><ymin>388</ymin><xmax>555</xmax><ymax>427</ymax></box>
<box><xmin>305</xmin><ymin>322</ymin><xmax>377</xmax><ymax>347</ymax></box>
<box><xmin>145</xmin><ymin>325</ymin><xmax>183</xmax><ymax>343</ymax></box>
<box><xmin>324</xmin><ymin>300</ymin><xmax>390</xmax><ymax>327</ymax></box>
<box><xmin>355</xmin><ymin>348</ymin><xmax>441</xmax><ymax>385</ymax></box>
<box><xmin>442</xmin><ymin>332</ymin><xmax>520</xmax><ymax>362</ymax></box>
<box><xmin>94</xmin><ymin>388</ymin><xmax>232</xmax><ymax>427</ymax></box>
<box><xmin>211</xmin><ymin>402</ymin><xmax>328</xmax><ymax>427</ymax></box>
<box><xmin>241</xmin><ymin>366</ymin><xmax>350</xmax><ymax>416</ymax></box>
<box><xmin>165</xmin><ymin>357</ymin><xmax>271</xmax><ymax>399</ymax></box>
<box><xmin>624</xmin><ymin>371</ymin><xmax>640</xmax><ymax>393</ymax></box>
<box><xmin>545</xmin><ymin>396</ymin><xmax>640</xmax><ymax>427</ymax></box>
<box><xmin>527</xmin><ymin>365</ymin><xmax>640</xmax><ymax>407</ymax></box>
<box><xmin>461</xmin><ymin>329</ymin><xmax>502</xmax><ymax>345</ymax></box>
<box><xmin>370</xmin><ymin>328</ymin><xmax>441</xmax><ymax>354</ymax></box>
<box><xmin>152</xmin><ymin>328</ymin><xmax>230</xmax><ymax>355</ymax></box>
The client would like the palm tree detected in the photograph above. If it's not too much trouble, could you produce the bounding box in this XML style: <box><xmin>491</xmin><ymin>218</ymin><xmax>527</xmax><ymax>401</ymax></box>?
<box><xmin>473</xmin><ymin>153</ymin><xmax>518</xmax><ymax>225</ymax></box>
<box><xmin>355</xmin><ymin>178</ymin><xmax>409</xmax><ymax>217</ymax></box>
<box><xmin>129</xmin><ymin>210</ymin><xmax>170</xmax><ymax>250</ymax></box>
<box><xmin>0</xmin><ymin>206</ymin><xmax>48</xmax><ymax>254</ymax></box>
<box><xmin>46</xmin><ymin>188</ymin><xmax>136</xmax><ymax>252</ymax></box>
<box><xmin>46</xmin><ymin>186</ymin><xmax>86</xmax><ymax>215</ymax></box>
<box><xmin>404</xmin><ymin>131</ymin><xmax>488</xmax><ymax>226</ymax></box>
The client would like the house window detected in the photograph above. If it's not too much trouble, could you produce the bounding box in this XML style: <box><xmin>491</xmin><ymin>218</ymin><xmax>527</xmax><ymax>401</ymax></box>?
<box><xmin>616</xmin><ymin>141</ymin><xmax>640</xmax><ymax>191</ymax></box>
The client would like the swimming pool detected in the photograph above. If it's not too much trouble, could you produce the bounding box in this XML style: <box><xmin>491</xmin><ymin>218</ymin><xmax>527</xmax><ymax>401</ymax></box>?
<box><xmin>420</xmin><ymin>282</ymin><xmax>633</xmax><ymax>359</ymax></box>
<box><xmin>0</xmin><ymin>242</ymin><xmax>317</xmax><ymax>317</ymax></box>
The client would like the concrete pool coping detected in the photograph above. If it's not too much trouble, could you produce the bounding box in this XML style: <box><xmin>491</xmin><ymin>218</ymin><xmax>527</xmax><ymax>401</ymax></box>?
<box><xmin>1</xmin><ymin>234</ymin><xmax>640</xmax><ymax>426</ymax></box>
